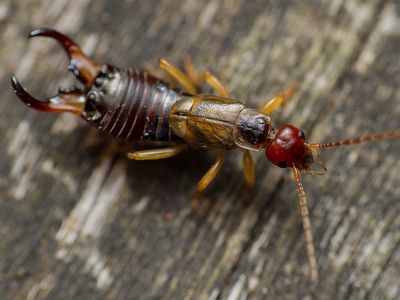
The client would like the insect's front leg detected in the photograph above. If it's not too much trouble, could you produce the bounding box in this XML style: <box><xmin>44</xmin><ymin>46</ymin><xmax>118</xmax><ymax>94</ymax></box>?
<box><xmin>258</xmin><ymin>83</ymin><xmax>299</xmax><ymax>115</ymax></box>
<box><xmin>159</xmin><ymin>58</ymin><xmax>198</xmax><ymax>94</ymax></box>
<box><xmin>242</xmin><ymin>150</ymin><xmax>255</xmax><ymax>200</ymax></box>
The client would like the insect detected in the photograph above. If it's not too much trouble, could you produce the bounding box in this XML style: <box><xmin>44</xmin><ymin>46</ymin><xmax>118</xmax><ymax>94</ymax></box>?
<box><xmin>11</xmin><ymin>28</ymin><xmax>400</xmax><ymax>285</ymax></box>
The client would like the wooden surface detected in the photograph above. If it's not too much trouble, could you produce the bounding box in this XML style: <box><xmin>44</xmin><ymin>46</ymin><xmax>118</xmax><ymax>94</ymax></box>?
<box><xmin>1</xmin><ymin>1</ymin><xmax>400</xmax><ymax>299</ymax></box>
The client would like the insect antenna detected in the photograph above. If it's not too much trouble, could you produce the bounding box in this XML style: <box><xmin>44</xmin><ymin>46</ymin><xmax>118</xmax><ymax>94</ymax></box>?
<box><xmin>292</xmin><ymin>166</ymin><xmax>319</xmax><ymax>285</ymax></box>
<box><xmin>308</xmin><ymin>130</ymin><xmax>400</xmax><ymax>149</ymax></box>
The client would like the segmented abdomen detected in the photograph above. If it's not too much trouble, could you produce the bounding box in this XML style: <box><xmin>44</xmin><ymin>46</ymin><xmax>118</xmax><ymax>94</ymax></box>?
<box><xmin>99</xmin><ymin>69</ymin><xmax>182</xmax><ymax>144</ymax></box>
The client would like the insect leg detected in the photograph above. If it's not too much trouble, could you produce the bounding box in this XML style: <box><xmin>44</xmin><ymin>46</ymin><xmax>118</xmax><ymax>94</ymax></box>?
<box><xmin>258</xmin><ymin>83</ymin><xmax>299</xmax><ymax>115</ymax></box>
<box><xmin>303</xmin><ymin>170</ymin><xmax>326</xmax><ymax>176</ymax></box>
<box><xmin>127</xmin><ymin>144</ymin><xmax>188</xmax><ymax>160</ymax></box>
<box><xmin>142</xmin><ymin>62</ymin><xmax>177</xmax><ymax>88</ymax></box>
<box><xmin>159</xmin><ymin>58</ymin><xmax>197</xmax><ymax>94</ymax></box>
<box><xmin>192</xmin><ymin>152</ymin><xmax>225</xmax><ymax>211</ymax></box>
<box><xmin>242</xmin><ymin>150</ymin><xmax>255</xmax><ymax>196</ymax></box>
<box><xmin>183</xmin><ymin>55</ymin><xmax>203</xmax><ymax>87</ymax></box>
<box><xmin>201</xmin><ymin>71</ymin><xmax>231</xmax><ymax>98</ymax></box>
<box><xmin>183</xmin><ymin>56</ymin><xmax>230</xmax><ymax>98</ymax></box>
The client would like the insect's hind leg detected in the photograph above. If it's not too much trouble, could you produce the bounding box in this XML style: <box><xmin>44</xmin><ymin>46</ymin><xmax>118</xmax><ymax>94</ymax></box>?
<box><xmin>183</xmin><ymin>56</ymin><xmax>230</xmax><ymax>98</ymax></box>
<box><xmin>159</xmin><ymin>58</ymin><xmax>197</xmax><ymax>94</ymax></box>
<box><xmin>192</xmin><ymin>152</ymin><xmax>225</xmax><ymax>211</ymax></box>
<box><xmin>183</xmin><ymin>55</ymin><xmax>203</xmax><ymax>88</ymax></box>
<box><xmin>161</xmin><ymin>55</ymin><xmax>230</xmax><ymax>97</ymax></box>
<box><xmin>127</xmin><ymin>144</ymin><xmax>188</xmax><ymax>160</ymax></box>
<box><xmin>142</xmin><ymin>62</ymin><xmax>177</xmax><ymax>87</ymax></box>
<box><xmin>258</xmin><ymin>83</ymin><xmax>299</xmax><ymax>115</ymax></box>
<box><xmin>159</xmin><ymin>57</ymin><xmax>229</xmax><ymax>97</ymax></box>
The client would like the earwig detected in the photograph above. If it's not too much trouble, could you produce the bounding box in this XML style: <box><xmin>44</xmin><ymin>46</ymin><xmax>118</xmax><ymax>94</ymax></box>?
<box><xmin>11</xmin><ymin>28</ymin><xmax>400</xmax><ymax>285</ymax></box>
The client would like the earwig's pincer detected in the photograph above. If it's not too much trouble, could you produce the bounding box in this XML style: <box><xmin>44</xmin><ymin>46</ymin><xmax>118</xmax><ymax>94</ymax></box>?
<box><xmin>11</xmin><ymin>28</ymin><xmax>400</xmax><ymax>286</ymax></box>
<box><xmin>11</xmin><ymin>28</ymin><xmax>101</xmax><ymax>116</ymax></box>
<box><xmin>11</xmin><ymin>75</ymin><xmax>86</xmax><ymax>116</ymax></box>
<box><xmin>29</xmin><ymin>28</ymin><xmax>77</xmax><ymax>50</ymax></box>
<box><xmin>28</xmin><ymin>28</ymin><xmax>100</xmax><ymax>85</ymax></box>
<box><xmin>11</xmin><ymin>76</ymin><xmax>49</xmax><ymax>111</ymax></box>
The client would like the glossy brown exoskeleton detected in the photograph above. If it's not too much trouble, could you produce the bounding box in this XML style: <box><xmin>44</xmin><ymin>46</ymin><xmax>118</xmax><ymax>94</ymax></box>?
<box><xmin>11</xmin><ymin>29</ymin><xmax>400</xmax><ymax>284</ymax></box>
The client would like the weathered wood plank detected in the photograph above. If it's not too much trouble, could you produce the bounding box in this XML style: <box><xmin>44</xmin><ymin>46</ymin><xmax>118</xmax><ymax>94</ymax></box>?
<box><xmin>1</xmin><ymin>1</ymin><xmax>399</xmax><ymax>299</ymax></box>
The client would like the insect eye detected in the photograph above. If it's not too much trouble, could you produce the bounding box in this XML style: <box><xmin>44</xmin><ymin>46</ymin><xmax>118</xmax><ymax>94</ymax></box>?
<box><xmin>298</xmin><ymin>130</ymin><xmax>306</xmax><ymax>140</ymax></box>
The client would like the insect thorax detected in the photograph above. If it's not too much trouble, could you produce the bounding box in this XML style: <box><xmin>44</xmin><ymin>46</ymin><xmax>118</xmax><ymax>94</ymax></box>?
<box><xmin>170</xmin><ymin>95</ymin><xmax>272</xmax><ymax>151</ymax></box>
<box><xmin>233</xmin><ymin>108</ymin><xmax>272</xmax><ymax>151</ymax></box>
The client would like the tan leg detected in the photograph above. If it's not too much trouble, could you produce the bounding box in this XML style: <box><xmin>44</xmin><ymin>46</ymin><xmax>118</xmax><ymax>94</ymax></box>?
<box><xmin>183</xmin><ymin>55</ymin><xmax>203</xmax><ymax>87</ymax></box>
<box><xmin>183</xmin><ymin>56</ymin><xmax>231</xmax><ymax>98</ymax></box>
<box><xmin>314</xmin><ymin>150</ymin><xmax>328</xmax><ymax>173</ymax></box>
<box><xmin>192</xmin><ymin>152</ymin><xmax>225</xmax><ymax>211</ymax></box>
<box><xmin>202</xmin><ymin>71</ymin><xmax>231</xmax><ymax>98</ymax></box>
<box><xmin>159</xmin><ymin>58</ymin><xmax>197</xmax><ymax>94</ymax></box>
<box><xmin>303</xmin><ymin>170</ymin><xmax>326</xmax><ymax>176</ymax></box>
<box><xmin>127</xmin><ymin>144</ymin><xmax>187</xmax><ymax>160</ymax></box>
<box><xmin>242</xmin><ymin>150</ymin><xmax>255</xmax><ymax>190</ymax></box>
<box><xmin>242</xmin><ymin>150</ymin><xmax>255</xmax><ymax>202</ymax></box>
<box><xmin>142</xmin><ymin>62</ymin><xmax>176</xmax><ymax>87</ymax></box>
<box><xmin>161</xmin><ymin>57</ymin><xmax>229</xmax><ymax>97</ymax></box>
<box><xmin>303</xmin><ymin>149</ymin><xmax>328</xmax><ymax>176</ymax></box>
<box><xmin>258</xmin><ymin>83</ymin><xmax>299</xmax><ymax>115</ymax></box>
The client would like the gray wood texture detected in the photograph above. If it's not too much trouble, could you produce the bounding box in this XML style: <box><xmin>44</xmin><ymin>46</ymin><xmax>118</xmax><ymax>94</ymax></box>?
<box><xmin>1</xmin><ymin>1</ymin><xmax>399</xmax><ymax>299</ymax></box>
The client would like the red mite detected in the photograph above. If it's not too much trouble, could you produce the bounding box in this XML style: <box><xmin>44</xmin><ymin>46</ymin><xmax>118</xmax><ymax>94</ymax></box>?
<box><xmin>11</xmin><ymin>28</ymin><xmax>400</xmax><ymax>284</ymax></box>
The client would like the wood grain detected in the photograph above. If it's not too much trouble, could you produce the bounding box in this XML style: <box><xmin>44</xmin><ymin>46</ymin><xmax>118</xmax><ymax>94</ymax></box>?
<box><xmin>1</xmin><ymin>1</ymin><xmax>399</xmax><ymax>299</ymax></box>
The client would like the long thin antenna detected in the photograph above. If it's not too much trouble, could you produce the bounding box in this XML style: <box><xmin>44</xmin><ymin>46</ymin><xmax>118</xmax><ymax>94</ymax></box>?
<box><xmin>292</xmin><ymin>166</ymin><xmax>319</xmax><ymax>285</ymax></box>
<box><xmin>308</xmin><ymin>130</ymin><xmax>400</xmax><ymax>149</ymax></box>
